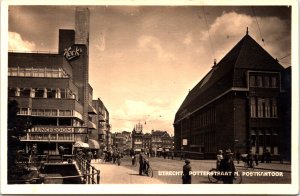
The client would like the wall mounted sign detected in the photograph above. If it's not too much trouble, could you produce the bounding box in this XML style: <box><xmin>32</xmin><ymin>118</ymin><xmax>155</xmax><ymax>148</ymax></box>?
<box><xmin>64</xmin><ymin>46</ymin><xmax>82</xmax><ymax>61</ymax></box>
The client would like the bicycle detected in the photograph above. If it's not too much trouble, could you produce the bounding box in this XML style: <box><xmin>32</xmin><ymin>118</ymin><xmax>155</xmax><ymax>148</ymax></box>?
<box><xmin>208</xmin><ymin>168</ymin><xmax>242</xmax><ymax>184</ymax></box>
<box><xmin>143</xmin><ymin>160</ymin><xmax>153</xmax><ymax>178</ymax></box>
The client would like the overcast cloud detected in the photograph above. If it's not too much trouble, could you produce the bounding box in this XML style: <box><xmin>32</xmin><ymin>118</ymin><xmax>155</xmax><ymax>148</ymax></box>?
<box><xmin>8</xmin><ymin>6</ymin><xmax>291</xmax><ymax>134</ymax></box>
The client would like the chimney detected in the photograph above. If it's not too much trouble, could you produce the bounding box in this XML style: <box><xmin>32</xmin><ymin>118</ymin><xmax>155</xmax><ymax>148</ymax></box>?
<box><xmin>75</xmin><ymin>7</ymin><xmax>90</xmax><ymax>46</ymax></box>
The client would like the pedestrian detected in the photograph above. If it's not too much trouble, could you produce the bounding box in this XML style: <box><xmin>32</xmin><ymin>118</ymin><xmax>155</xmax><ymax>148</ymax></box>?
<box><xmin>266</xmin><ymin>149</ymin><xmax>272</xmax><ymax>163</ymax></box>
<box><xmin>235</xmin><ymin>150</ymin><xmax>241</xmax><ymax>164</ymax></box>
<box><xmin>139</xmin><ymin>149</ymin><xmax>146</xmax><ymax>175</ymax></box>
<box><xmin>171</xmin><ymin>151</ymin><xmax>174</xmax><ymax>160</ymax></box>
<box><xmin>182</xmin><ymin>159</ymin><xmax>192</xmax><ymax>184</ymax></box>
<box><xmin>254</xmin><ymin>151</ymin><xmax>259</xmax><ymax>166</ymax></box>
<box><xmin>247</xmin><ymin>150</ymin><xmax>254</xmax><ymax>168</ymax></box>
<box><xmin>216</xmin><ymin>150</ymin><xmax>223</xmax><ymax>170</ymax></box>
<box><xmin>93</xmin><ymin>150</ymin><xmax>98</xmax><ymax>163</ymax></box>
<box><xmin>86</xmin><ymin>150</ymin><xmax>93</xmax><ymax>164</ymax></box>
<box><xmin>261</xmin><ymin>150</ymin><xmax>266</xmax><ymax>163</ymax></box>
<box><xmin>58</xmin><ymin>145</ymin><xmax>64</xmax><ymax>162</ymax></box>
<box><xmin>219</xmin><ymin>149</ymin><xmax>236</xmax><ymax>184</ymax></box>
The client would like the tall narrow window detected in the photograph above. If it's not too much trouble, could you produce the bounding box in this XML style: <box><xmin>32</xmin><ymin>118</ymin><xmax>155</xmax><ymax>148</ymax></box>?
<box><xmin>271</xmin><ymin>77</ymin><xmax>277</xmax><ymax>88</ymax></box>
<box><xmin>265</xmin><ymin>98</ymin><xmax>270</xmax><ymax>117</ymax></box>
<box><xmin>257</xmin><ymin>98</ymin><xmax>264</xmax><ymax>117</ymax></box>
<box><xmin>250</xmin><ymin>97</ymin><xmax>256</xmax><ymax>117</ymax></box>
<box><xmin>264</xmin><ymin>76</ymin><xmax>270</xmax><ymax>87</ymax></box>
<box><xmin>249</xmin><ymin>75</ymin><xmax>256</xmax><ymax>87</ymax></box>
<box><xmin>257</xmin><ymin>76</ymin><xmax>263</xmax><ymax>87</ymax></box>
<box><xmin>272</xmin><ymin>98</ymin><xmax>278</xmax><ymax>117</ymax></box>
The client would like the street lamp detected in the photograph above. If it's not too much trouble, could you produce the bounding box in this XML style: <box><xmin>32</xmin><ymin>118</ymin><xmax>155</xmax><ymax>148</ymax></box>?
<box><xmin>48</xmin><ymin>134</ymin><xmax>50</xmax><ymax>163</ymax></box>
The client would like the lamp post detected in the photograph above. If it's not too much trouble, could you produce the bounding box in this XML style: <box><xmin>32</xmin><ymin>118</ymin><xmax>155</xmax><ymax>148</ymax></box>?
<box><xmin>47</xmin><ymin>134</ymin><xmax>50</xmax><ymax>163</ymax></box>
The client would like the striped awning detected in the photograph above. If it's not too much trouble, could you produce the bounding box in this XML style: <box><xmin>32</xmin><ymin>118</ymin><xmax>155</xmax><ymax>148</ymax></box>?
<box><xmin>74</xmin><ymin>141</ymin><xmax>89</xmax><ymax>148</ymax></box>
<box><xmin>88</xmin><ymin>139</ymin><xmax>100</xmax><ymax>149</ymax></box>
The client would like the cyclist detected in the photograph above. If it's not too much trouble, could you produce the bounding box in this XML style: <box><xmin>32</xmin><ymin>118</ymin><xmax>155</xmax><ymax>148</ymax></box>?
<box><xmin>219</xmin><ymin>149</ymin><xmax>235</xmax><ymax>184</ymax></box>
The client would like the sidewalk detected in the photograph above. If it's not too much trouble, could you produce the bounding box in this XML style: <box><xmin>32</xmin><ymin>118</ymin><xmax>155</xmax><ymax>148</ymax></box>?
<box><xmin>235</xmin><ymin>161</ymin><xmax>291</xmax><ymax>172</ymax></box>
<box><xmin>91</xmin><ymin>162</ymin><xmax>165</xmax><ymax>184</ymax></box>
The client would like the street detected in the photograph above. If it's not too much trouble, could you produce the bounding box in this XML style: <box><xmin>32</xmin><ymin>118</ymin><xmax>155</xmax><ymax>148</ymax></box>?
<box><xmin>92</xmin><ymin>156</ymin><xmax>291</xmax><ymax>184</ymax></box>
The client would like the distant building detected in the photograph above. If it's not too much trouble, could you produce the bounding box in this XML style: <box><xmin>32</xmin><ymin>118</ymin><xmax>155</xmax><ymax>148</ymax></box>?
<box><xmin>132</xmin><ymin>122</ymin><xmax>143</xmax><ymax>152</ymax></box>
<box><xmin>174</xmin><ymin>32</ymin><xmax>291</xmax><ymax>160</ymax></box>
<box><xmin>143</xmin><ymin>133</ymin><xmax>152</xmax><ymax>153</ymax></box>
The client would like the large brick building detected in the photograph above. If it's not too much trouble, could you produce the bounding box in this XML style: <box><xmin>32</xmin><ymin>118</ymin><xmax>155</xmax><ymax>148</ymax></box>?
<box><xmin>7</xmin><ymin>8</ymin><xmax>108</xmax><ymax>155</ymax></box>
<box><xmin>174</xmin><ymin>32</ymin><xmax>291</xmax><ymax>160</ymax></box>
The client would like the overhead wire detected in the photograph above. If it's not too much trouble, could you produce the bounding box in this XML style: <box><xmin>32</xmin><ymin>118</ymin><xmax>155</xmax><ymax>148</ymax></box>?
<box><xmin>251</xmin><ymin>6</ymin><xmax>266</xmax><ymax>47</ymax></box>
<box><xmin>201</xmin><ymin>6</ymin><xmax>215</xmax><ymax>61</ymax></box>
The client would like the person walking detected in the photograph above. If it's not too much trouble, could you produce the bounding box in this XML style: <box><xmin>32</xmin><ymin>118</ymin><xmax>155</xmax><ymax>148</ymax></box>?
<box><xmin>216</xmin><ymin>150</ymin><xmax>223</xmax><ymax>170</ymax></box>
<box><xmin>139</xmin><ymin>149</ymin><xmax>146</xmax><ymax>175</ymax></box>
<box><xmin>86</xmin><ymin>150</ymin><xmax>93</xmax><ymax>164</ymax></box>
<box><xmin>182</xmin><ymin>159</ymin><xmax>192</xmax><ymax>184</ymax></box>
<box><xmin>235</xmin><ymin>150</ymin><xmax>241</xmax><ymax>164</ymax></box>
<box><xmin>219</xmin><ymin>149</ymin><xmax>236</xmax><ymax>184</ymax></box>
<box><xmin>58</xmin><ymin>145</ymin><xmax>64</xmax><ymax>162</ymax></box>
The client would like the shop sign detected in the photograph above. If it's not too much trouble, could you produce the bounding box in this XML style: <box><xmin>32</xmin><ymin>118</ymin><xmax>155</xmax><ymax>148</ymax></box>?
<box><xmin>30</xmin><ymin>127</ymin><xmax>74</xmax><ymax>133</ymax></box>
<box><xmin>64</xmin><ymin>46</ymin><xmax>82</xmax><ymax>61</ymax></box>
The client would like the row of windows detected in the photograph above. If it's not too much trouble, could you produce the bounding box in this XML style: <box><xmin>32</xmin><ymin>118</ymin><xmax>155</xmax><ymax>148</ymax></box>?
<box><xmin>250</xmin><ymin>97</ymin><xmax>278</xmax><ymax>118</ymax></box>
<box><xmin>23</xmin><ymin>133</ymin><xmax>74</xmax><ymax>141</ymax></box>
<box><xmin>250</xmin><ymin>130</ymin><xmax>279</xmax><ymax>147</ymax></box>
<box><xmin>8</xmin><ymin>87</ymin><xmax>77</xmax><ymax>100</ymax></box>
<box><xmin>249</xmin><ymin>75</ymin><xmax>278</xmax><ymax>88</ymax></box>
<box><xmin>8</xmin><ymin>67</ymin><xmax>69</xmax><ymax>78</ymax></box>
<box><xmin>191</xmin><ymin>108</ymin><xmax>216</xmax><ymax>129</ymax></box>
<box><xmin>18</xmin><ymin>108</ymin><xmax>74</xmax><ymax>117</ymax></box>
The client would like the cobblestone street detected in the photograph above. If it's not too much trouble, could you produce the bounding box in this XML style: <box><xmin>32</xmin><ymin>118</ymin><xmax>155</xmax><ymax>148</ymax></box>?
<box><xmin>92</xmin><ymin>156</ymin><xmax>291</xmax><ymax>184</ymax></box>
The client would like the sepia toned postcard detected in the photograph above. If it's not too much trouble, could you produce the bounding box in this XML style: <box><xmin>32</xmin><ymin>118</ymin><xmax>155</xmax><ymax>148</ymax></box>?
<box><xmin>0</xmin><ymin>0</ymin><xmax>299</xmax><ymax>194</ymax></box>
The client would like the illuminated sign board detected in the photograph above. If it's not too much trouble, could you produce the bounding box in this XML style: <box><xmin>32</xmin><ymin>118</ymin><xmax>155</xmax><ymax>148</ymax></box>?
<box><xmin>64</xmin><ymin>46</ymin><xmax>82</xmax><ymax>61</ymax></box>
<box><xmin>182</xmin><ymin>139</ymin><xmax>188</xmax><ymax>146</ymax></box>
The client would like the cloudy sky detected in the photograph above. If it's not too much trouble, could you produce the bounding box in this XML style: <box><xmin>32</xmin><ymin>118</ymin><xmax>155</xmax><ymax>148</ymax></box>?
<box><xmin>8</xmin><ymin>5</ymin><xmax>291</xmax><ymax>134</ymax></box>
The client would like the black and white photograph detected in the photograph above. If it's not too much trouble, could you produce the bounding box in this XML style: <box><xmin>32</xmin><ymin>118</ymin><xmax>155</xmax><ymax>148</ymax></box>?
<box><xmin>1</xmin><ymin>0</ymin><xmax>299</xmax><ymax>194</ymax></box>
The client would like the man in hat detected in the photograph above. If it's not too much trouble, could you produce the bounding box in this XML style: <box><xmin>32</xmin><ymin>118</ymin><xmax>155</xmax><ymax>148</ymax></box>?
<box><xmin>182</xmin><ymin>159</ymin><xmax>192</xmax><ymax>184</ymax></box>
<box><xmin>219</xmin><ymin>149</ymin><xmax>236</xmax><ymax>184</ymax></box>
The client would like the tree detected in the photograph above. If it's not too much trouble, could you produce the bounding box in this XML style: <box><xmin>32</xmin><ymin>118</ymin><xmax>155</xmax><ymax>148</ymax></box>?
<box><xmin>7</xmin><ymin>99</ymin><xmax>32</xmax><ymax>181</ymax></box>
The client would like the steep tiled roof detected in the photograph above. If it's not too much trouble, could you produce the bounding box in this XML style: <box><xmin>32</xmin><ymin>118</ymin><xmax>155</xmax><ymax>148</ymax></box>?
<box><xmin>175</xmin><ymin>34</ymin><xmax>285</xmax><ymax>123</ymax></box>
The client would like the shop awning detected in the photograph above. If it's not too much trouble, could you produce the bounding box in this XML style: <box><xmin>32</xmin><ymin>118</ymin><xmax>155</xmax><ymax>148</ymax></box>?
<box><xmin>74</xmin><ymin>141</ymin><xmax>89</xmax><ymax>148</ymax></box>
<box><xmin>88</xmin><ymin>121</ymin><xmax>97</xmax><ymax>129</ymax></box>
<box><xmin>88</xmin><ymin>139</ymin><xmax>100</xmax><ymax>149</ymax></box>
<box><xmin>88</xmin><ymin>105</ymin><xmax>97</xmax><ymax>114</ymax></box>
<box><xmin>98</xmin><ymin>115</ymin><xmax>105</xmax><ymax>122</ymax></box>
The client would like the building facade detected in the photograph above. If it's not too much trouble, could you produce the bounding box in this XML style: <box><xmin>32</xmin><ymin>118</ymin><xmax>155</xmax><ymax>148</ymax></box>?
<box><xmin>131</xmin><ymin>122</ymin><xmax>144</xmax><ymax>152</ymax></box>
<box><xmin>7</xmin><ymin>7</ymin><xmax>108</xmax><ymax>155</ymax></box>
<box><xmin>174</xmin><ymin>32</ymin><xmax>291</xmax><ymax>160</ymax></box>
